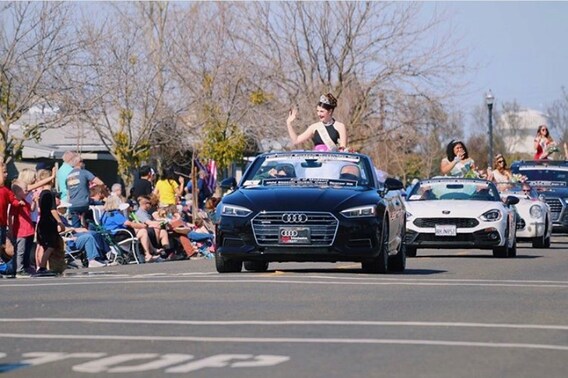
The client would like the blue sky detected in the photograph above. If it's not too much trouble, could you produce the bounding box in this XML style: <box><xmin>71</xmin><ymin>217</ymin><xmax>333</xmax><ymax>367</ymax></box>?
<box><xmin>424</xmin><ymin>1</ymin><xmax>568</xmax><ymax>113</ymax></box>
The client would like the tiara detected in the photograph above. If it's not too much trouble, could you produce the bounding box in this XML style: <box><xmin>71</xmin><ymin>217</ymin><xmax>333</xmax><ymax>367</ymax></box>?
<box><xmin>318</xmin><ymin>95</ymin><xmax>336</xmax><ymax>107</ymax></box>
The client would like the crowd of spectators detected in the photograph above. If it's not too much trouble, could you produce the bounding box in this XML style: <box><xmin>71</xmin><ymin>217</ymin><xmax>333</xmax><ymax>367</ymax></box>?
<box><xmin>0</xmin><ymin>154</ymin><xmax>219</xmax><ymax>278</ymax></box>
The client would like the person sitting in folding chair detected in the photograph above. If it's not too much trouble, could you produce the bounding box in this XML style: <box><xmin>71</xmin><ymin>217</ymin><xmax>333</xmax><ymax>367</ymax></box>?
<box><xmin>100</xmin><ymin>195</ymin><xmax>159</xmax><ymax>263</ymax></box>
<box><xmin>57</xmin><ymin>198</ymin><xmax>112</xmax><ymax>268</ymax></box>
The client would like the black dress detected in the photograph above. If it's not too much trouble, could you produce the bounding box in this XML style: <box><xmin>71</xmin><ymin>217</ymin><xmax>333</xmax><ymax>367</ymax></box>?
<box><xmin>36</xmin><ymin>190</ymin><xmax>59</xmax><ymax>248</ymax></box>
<box><xmin>312</xmin><ymin>123</ymin><xmax>340</xmax><ymax>146</ymax></box>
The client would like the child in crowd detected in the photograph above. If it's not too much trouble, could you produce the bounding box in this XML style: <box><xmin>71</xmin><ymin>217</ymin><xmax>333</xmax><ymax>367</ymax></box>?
<box><xmin>34</xmin><ymin>169</ymin><xmax>66</xmax><ymax>276</ymax></box>
<box><xmin>8</xmin><ymin>180</ymin><xmax>35</xmax><ymax>277</ymax></box>
<box><xmin>35</xmin><ymin>190</ymin><xmax>65</xmax><ymax>276</ymax></box>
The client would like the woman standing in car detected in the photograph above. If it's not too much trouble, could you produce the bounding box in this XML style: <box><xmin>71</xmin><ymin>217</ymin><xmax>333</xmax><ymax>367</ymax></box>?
<box><xmin>286</xmin><ymin>93</ymin><xmax>347</xmax><ymax>151</ymax></box>
<box><xmin>440</xmin><ymin>140</ymin><xmax>476</xmax><ymax>177</ymax></box>
<box><xmin>534</xmin><ymin>124</ymin><xmax>556</xmax><ymax>160</ymax></box>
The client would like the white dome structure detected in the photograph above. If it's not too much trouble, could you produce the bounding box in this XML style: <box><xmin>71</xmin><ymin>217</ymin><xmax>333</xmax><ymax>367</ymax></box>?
<box><xmin>499</xmin><ymin>109</ymin><xmax>553</xmax><ymax>155</ymax></box>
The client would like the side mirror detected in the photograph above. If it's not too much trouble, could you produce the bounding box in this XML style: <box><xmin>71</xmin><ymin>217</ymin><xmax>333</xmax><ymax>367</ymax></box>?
<box><xmin>379</xmin><ymin>177</ymin><xmax>404</xmax><ymax>196</ymax></box>
<box><xmin>505</xmin><ymin>195</ymin><xmax>520</xmax><ymax>206</ymax></box>
<box><xmin>220</xmin><ymin>177</ymin><xmax>237</xmax><ymax>190</ymax></box>
<box><xmin>384</xmin><ymin>177</ymin><xmax>404</xmax><ymax>191</ymax></box>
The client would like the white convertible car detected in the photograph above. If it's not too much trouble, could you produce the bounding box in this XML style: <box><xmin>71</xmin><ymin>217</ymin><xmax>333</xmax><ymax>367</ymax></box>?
<box><xmin>404</xmin><ymin>178</ymin><xmax>519</xmax><ymax>258</ymax></box>
<box><xmin>499</xmin><ymin>183</ymin><xmax>552</xmax><ymax>248</ymax></box>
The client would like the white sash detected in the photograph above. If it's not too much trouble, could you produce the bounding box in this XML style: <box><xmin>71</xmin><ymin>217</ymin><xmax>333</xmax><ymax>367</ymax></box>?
<box><xmin>315</xmin><ymin>123</ymin><xmax>338</xmax><ymax>151</ymax></box>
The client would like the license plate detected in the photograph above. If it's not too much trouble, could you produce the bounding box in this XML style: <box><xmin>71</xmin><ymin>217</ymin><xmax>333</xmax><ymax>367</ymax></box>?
<box><xmin>279</xmin><ymin>227</ymin><xmax>311</xmax><ymax>244</ymax></box>
<box><xmin>435</xmin><ymin>224</ymin><xmax>457</xmax><ymax>236</ymax></box>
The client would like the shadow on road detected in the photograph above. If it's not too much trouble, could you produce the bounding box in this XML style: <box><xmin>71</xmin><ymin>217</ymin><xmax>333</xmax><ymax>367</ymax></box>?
<box><xmin>254</xmin><ymin>268</ymin><xmax>446</xmax><ymax>275</ymax></box>
<box><xmin>410</xmin><ymin>254</ymin><xmax>541</xmax><ymax>259</ymax></box>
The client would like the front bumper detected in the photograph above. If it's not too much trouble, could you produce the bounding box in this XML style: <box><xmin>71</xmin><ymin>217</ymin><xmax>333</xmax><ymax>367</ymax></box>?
<box><xmin>216</xmin><ymin>216</ymin><xmax>384</xmax><ymax>262</ymax></box>
<box><xmin>405</xmin><ymin>227</ymin><xmax>504</xmax><ymax>249</ymax></box>
<box><xmin>515</xmin><ymin>219</ymin><xmax>546</xmax><ymax>239</ymax></box>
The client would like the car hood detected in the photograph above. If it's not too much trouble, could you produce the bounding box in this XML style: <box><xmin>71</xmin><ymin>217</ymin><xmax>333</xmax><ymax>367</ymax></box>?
<box><xmin>405</xmin><ymin>200</ymin><xmax>505</xmax><ymax>217</ymax></box>
<box><xmin>224</xmin><ymin>186</ymin><xmax>371</xmax><ymax>211</ymax></box>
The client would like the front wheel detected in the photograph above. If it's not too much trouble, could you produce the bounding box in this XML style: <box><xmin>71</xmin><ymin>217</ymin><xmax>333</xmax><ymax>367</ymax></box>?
<box><xmin>215</xmin><ymin>253</ymin><xmax>242</xmax><ymax>273</ymax></box>
<box><xmin>507</xmin><ymin>238</ymin><xmax>517</xmax><ymax>258</ymax></box>
<box><xmin>492</xmin><ymin>245</ymin><xmax>508</xmax><ymax>258</ymax></box>
<box><xmin>406</xmin><ymin>246</ymin><xmax>417</xmax><ymax>257</ymax></box>
<box><xmin>362</xmin><ymin>222</ymin><xmax>388</xmax><ymax>274</ymax></box>
<box><xmin>532</xmin><ymin>233</ymin><xmax>546</xmax><ymax>248</ymax></box>
<box><xmin>388</xmin><ymin>242</ymin><xmax>406</xmax><ymax>272</ymax></box>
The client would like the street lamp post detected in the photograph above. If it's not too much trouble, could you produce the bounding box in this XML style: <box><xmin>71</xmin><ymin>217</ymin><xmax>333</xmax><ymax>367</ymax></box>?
<box><xmin>486</xmin><ymin>90</ymin><xmax>495</xmax><ymax>168</ymax></box>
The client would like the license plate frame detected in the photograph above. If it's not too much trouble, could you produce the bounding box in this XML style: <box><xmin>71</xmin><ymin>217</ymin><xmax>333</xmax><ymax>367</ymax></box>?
<box><xmin>435</xmin><ymin>224</ymin><xmax>457</xmax><ymax>236</ymax></box>
<box><xmin>278</xmin><ymin>227</ymin><xmax>311</xmax><ymax>244</ymax></box>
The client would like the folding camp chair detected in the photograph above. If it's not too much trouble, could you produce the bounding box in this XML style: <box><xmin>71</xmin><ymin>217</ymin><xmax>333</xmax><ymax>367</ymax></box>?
<box><xmin>89</xmin><ymin>206</ymin><xmax>142</xmax><ymax>265</ymax></box>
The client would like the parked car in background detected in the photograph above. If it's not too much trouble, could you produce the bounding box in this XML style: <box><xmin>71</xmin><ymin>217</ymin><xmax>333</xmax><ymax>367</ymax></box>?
<box><xmin>215</xmin><ymin>151</ymin><xmax>406</xmax><ymax>274</ymax></box>
<box><xmin>498</xmin><ymin>182</ymin><xmax>552</xmax><ymax>248</ymax></box>
<box><xmin>404</xmin><ymin>177</ymin><xmax>519</xmax><ymax>258</ymax></box>
<box><xmin>511</xmin><ymin>160</ymin><xmax>568</xmax><ymax>231</ymax></box>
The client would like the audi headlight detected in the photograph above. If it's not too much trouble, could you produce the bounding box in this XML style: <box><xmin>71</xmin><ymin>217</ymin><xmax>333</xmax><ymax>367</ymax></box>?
<box><xmin>221</xmin><ymin>204</ymin><xmax>252</xmax><ymax>217</ymax></box>
<box><xmin>529</xmin><ymin>205</ymin><xmax>543</xmax><ymax>219</ymax></box>
<box><xmin>341</xmin><ymin>205</ymin><xmax>376</xmax><ymax>218</ymax></box>
<box><xmin>480</xmin><ymin>209</ymin><xmax>502</xmax><ymax>222</ymax></box>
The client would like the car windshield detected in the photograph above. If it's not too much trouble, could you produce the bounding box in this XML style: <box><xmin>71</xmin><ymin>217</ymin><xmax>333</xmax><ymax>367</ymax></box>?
<box><xmin>516</xmin><ymin>168</ymin><xmax>568</xmax><ymax>187</ymax></box>
<box><xmin>407</xmin><ymin>181</ymin><xmax>500</xmax><ymax>201</ymax></box>
<box><xmin>241</xmin><ymin>153</ymin><xmax>371</xmax><ymax>187</ymax></box>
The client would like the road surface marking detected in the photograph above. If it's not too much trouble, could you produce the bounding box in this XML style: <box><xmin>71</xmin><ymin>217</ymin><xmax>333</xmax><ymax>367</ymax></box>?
<box><xmin>2</xmin><ymin>318</ymin><xmax>567</xmax><ymax>330</ymax></box>
<box><xmin>0</xmin><ymin>333</ymin><xmax>566</xmax><ymax>351</ymax></box>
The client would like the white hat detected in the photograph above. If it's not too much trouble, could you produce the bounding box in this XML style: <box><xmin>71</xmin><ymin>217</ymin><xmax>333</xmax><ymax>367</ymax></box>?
<box><xmin>57</xmin><ymin>200</ymin><xmax>72</xmax><ymax>209</ymax></box>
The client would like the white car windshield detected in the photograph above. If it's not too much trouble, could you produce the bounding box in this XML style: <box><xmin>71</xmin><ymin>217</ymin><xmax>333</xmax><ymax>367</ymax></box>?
<box><xmin>407</xmin><ymin>181</ymin><xmax>500</xmax><ymax>201</ymax></box>
<box><xmin>242</xmin><ymin>154</ymin><xmax>370</xmax><ymax>187</ymax></box>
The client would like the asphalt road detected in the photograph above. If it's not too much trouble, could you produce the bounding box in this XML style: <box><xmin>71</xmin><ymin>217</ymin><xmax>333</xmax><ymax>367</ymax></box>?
<box><xmin>1</xmin><ymin>236</ymin><xmax>567</xmax><ymax>377</ymax></box>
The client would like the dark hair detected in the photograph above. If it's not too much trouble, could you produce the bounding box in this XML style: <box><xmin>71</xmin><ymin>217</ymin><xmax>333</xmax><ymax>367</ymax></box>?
<box><xmin>139</xmin><ymin>165</ymin><xmax>152</xmax><ymax>177</ymax></box>
<box><xmin>317</xmin><ymin>93</ymin><xmax>337</xmax><ymax>111</ymax></box>
<box><xmin>160</xmin><ymin>167</ymin><xmax>177</xmax><ymax>181</ymax></box>
<box><xmin>446</xmin><ymin>139</ymin><xmax>469</xmax><ymax>161</ymax></box>
<box><xmin>275</xmin><ymin>164</ymin><xmax>295</xmax><ymax>178</ymax></box>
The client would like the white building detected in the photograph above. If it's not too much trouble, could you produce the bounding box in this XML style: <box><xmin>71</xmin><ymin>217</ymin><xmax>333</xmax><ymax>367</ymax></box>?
<box><xmin>499</xmin><ymin>108</ymin><xmax>553</xmax><ymax>155</ymax></box>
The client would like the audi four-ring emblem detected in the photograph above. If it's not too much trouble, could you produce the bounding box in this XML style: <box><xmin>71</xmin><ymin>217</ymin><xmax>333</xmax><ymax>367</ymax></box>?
<box><xmin>280</xmin><ymin>229</ymin><xmax>299</xmax><ymax>237</ymax></box>
<box><xmin>282</xmin><ymin>213</ymin><xmax>308</xmax><ymax>223</ymax></box>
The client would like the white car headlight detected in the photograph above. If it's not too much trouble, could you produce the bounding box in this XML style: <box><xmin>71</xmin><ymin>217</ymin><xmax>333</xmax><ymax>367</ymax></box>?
<box><xmin>341</xmin><ymin>205</ymin><xmax>376</xmax><ymax>218</ymax></box>
<box><xmin>221</xmin><ymin>204</ymin><xmax>252</xmax><ymax>217</ymax></box>
<box><xmin>529</xmin><ymin>205</ymin><xmax>543</xmax><ymax>219</ymax></box>
<box><xmin>406</xmin><ymin>211</ymin><xmax>413</xmax><ymax>220</ymax></box>
<box><xmin>480</xmin><ymin>209</ymin><xmax>502</xmax><ymax>222</ymax></box>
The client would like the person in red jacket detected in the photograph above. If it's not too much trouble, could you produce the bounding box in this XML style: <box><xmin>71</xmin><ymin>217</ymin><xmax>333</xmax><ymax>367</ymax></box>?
<box><xmin>0</xmin><ymin>162</ymin><xmax>22</xmax><ymax>260</ymax></box>
<box><xmin>8</xmin><ymin>180</ymin><xmax>35</xmax><ymax>276</ymax></box>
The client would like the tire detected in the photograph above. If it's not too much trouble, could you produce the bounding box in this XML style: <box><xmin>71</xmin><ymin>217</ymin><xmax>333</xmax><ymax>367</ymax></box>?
<box><xmin>406</xmin><ymin>246</ymin><xmax>417</xmax><ymax>257</ymax></box>
<box><xmin>543</xmin><ymin>221</ymin><xmax>551</xmax><ymax>248</ymax></box>
<box><xmin>532</xmin><ymin>233</ymin><xmax>545</xmax><ymax>248</ymax></box>
<box><xmin>388</xmin><ymin>242</ymin><xmax>406</xmax><ymax>272</ymax></box>
<box><xmin>492</xmin><ymin>245</ymin><xmax>508</xmax><ymax>258</ymax></box>
<box><xmin>543</xmin><ymin>235</ymin><xmax>551</xmax><ymax>248</ymax></box>
<box><xmin>362</xmin><ymin>221</ymin><xmax>389</xmax><ymax>274</ymax></box>
<box><xmin>507</xmin><ymin>238</ymin><xmax>517</xmax><ymax>258</ymax></box>
<box><xmin>215</xmin><ymin>253</ymin><xmax>242</xmax><ymax>273</ymax></box>
<box><xmin>493</xmin><ymin>224</ymin><xmax>510</xmax><ymax>258</ymax></box>
<box><xmin>244</xmin><ymin>261</ymin><xmax>269</xmax><ymax>272</ymax></box>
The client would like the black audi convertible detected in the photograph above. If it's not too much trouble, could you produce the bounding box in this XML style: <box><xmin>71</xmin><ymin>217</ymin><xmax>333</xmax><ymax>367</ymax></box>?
<box><xmin>214</xmin><ymin>151</ymin><xmax>407</xmax><ymax>274</ymax></box>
